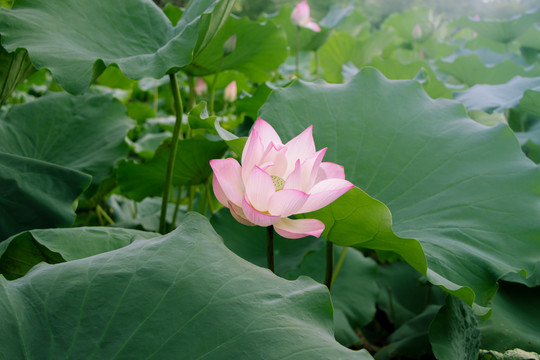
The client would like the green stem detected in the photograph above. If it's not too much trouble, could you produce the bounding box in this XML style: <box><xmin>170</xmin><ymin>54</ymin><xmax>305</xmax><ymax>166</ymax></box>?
<box><xmin>96</xmin><ymin>204</ymin><xmax>114</xmax><ymax>225</ymax></box>
<box><xmin>314</xmin><ymin>50</ymin><xmax>320</xmax><ymax>79</ymax></box>
<box><xmin>159</xmin><ymin>73</ymin><xmax>184</xmax><ymax>234</ymax></box>
<box><xmin>153</xmin><ymin>85</ymin><xmax>159</xmax><ymax>114</ymax></box>
<box><xmin>295</xmin><ymin>26</ymin><xmax>300</xmax><ymax>77</ymax></box>
<box><xmin>330</xmin><ymin>246</ymin><xmax>348</xmax><ymax>289</ymax></box>
<box><xmin>267</xmin><ymin>226</ymin><xmax>275</xmax><ymax>273</ymax></box>
<box><xmin>96</xmin><ymin>209</ymin><xmax>104</xmax><ymax>226</ymax></box>
<box><xmin>206</xmin><ymin>179</ymin><xmax>215</xmax><ymax>215</ymax></box>
<box><xmin>199</xmin><ymin>185</ymin><xmax>208</xmax><ymax>215</ymax></box>
<box><xmin>187</xmin><ymin>75</ymin><xmax>195</xmax><ymax>111</ymax></box>
<box><xmin>387</xmin><ymin>285</ymin><xmax>396</xmax><ymax>325</ymax></box>
<box><xmin>209</xmin><ymin>56</ymin><xmax>225</xmax><ymax>115</ymax></box>
<box><xmin>170</xmin><ymin>186</ymin><xmax>182</xmax><ymax>231</ymax></box>
<box><xmin>324</xmin><ymin>240</ymin><xmax>334</xmax><ymax>289</ymax></box>
<box><xmin>188</xmin><ymin>186</ymin><xmax>194</xmax><ymax>212</ymax></box>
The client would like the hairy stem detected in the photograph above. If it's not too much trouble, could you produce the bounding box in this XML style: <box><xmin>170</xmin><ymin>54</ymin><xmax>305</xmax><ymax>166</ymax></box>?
<box><xmin>324</xmin><ymin>240</ymin><xmax>334</xmax><ymax>289</ymax></box>
<box><xmin>267</xmin><ymin>226</ymin><xmax>275</xmax><ymax>273</ymax></box>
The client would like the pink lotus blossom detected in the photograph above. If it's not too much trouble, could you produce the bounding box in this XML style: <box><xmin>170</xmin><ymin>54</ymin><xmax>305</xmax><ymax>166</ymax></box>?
<box><xmin>224</xmin><ymin>81</ymin><xmax>237</xmax><ymax>103</ymax></box>
<box><xmin>195</xmin><ymin>78</ymin><xmax>207</xmax><ymax>96</ymax></box>
<box><xmin>291</xmin><ymin>0</ymin><xmax>321</xmax><ymax>32</ymax></box>
<box><xmin>210</xmin><ymin>118</ymin><xmax>354</xmax><ymax>239</ymax></box>
<box><xmin>412</xmin><ymin>24</ymin><xmax>422</xmax><ymax>41</ymax></box>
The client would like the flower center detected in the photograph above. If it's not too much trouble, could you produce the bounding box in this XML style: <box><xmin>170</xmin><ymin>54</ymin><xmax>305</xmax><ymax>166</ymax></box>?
<box><xmin>271</xmin><ymin>175</ymin><xmax>285</xmax><ymax>191</ymax></box>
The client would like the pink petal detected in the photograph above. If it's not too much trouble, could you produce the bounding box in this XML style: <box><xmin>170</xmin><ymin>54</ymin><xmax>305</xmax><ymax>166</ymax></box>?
<box><xmin>260</xmin><ymin>142</ymin><xmax>288</xmax><ymax>178</ymax></box>
<box><xmin>273</xmin><ymin>217</ymin><xmax>324</xmax><ymax>239</ymax></box>
<box><xmin>285</xmin><ymin>125</ymin><xmax>316</xmax><ymax>166</ymax></box>
<box><xmin>229</xmin><ymin>201</ymin><xmax>255</xmax><ymax>226</ymax></box>
<box><xmin>316</xmin><ymin>162</ymin><xmax>346</xmax><ymax>182</ymax></box>
<box><xmin>301</xmin><ymin>147</ymin><xmax>327</xmax><ymax>191</ymax></box>
<box><xmin>291</xmin><ymin>0</ymin><xmax>310</xmax><ymax>26</ymax></box>
<box><xmin>241</xmin><ymin>128</ymin><xmax>265</xmax><ymax>183</ymax></box>
<box><xmin>284</xmin><ymin>160</ymin><xmax>302</xmax><ymax>190</ymax></box>
<box><xmin>245</xmin><ymin>165</ymin><xmax>275</xmax><ymax>212</ymax></box>
<box><xmin>304</xmin><ymin>21</ymin><xmax>321</xmax><ymax>32</ymax></box>
<box><xmin>299</xmin><ymin>179</ymin><xmax>355</xmax><ymax>213</ymax></box>
<box><xmin>252</xmin><ymin>118</ymin><xmax>283</xmax><ymax>147</ymax></box>
<box><xmin>212</xmin><ymin>174</ymin><xmax>230</xmax><ymax>208</ymax></box>
<box><xmin>268</xmin><ymin>189</ymin><xmax>309</xmax><ymax>217</ymax></box>
<box><xmin>210</xmin><ymin>158</ymin><xmax>244</xmax><ymax>207</ymax></box>
<box><xmin>242</xmin><ymin>195</ymin><xmax>281</xmax><ymax>227</ymax></box>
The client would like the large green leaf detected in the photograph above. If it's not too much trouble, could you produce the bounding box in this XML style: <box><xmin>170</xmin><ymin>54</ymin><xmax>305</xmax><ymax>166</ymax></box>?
<box><xmin>212</xmin><ymin>208</ymin><xmax>379</xmax><ymax>345</ymax></box>
<box><xmin>286</xmin><ymin>245</ymin><xmax>380</xmax><ymax>343</ymax></box>
<box><xmin>319</xmin><ymin>30</ymin><xmax>395</xmax><ymax>83</ymax></box>
<box><xmin>372</xmin><ymin>57</ymin><xmax>453</xmax><ymax>99</ymax></box>
<box><xmin>382</xmin><ymin>7</ymin><xmax>434</xmax><ymax>43</ymax></box>
<box><xmin>0</xmin><ymin>92</ymin><xmax>132</xmax><ymax>183</ymax></box>
<box><xmin>0</xmin><ymin>213</ymin><xmax>372</xmax><ymax>359</ymax></box>
<box><xmin>435</xmin><ymin>55</ymin><xmax>540</xmax><ymax>86</ymax></box>
<box><xmin>0</xmin><ymin>153</ymin><xmax>91</xmax><ymax>240</ymax></box>
<box><xmin>183</xmin><ymin>15</ymin><xmax>288</xmax><ymax>82</ymax></box>
<box><xmin>454</xmin><ymin>76</ymin><xmax>540</xmax><ymax>114</ymax></box>
<box><xmin>376</xmin><ymin>261</ymin><xmax>446</xmax><ymax>328</ymax></box>
<box><xmin>479</xmin><ymin>280</ymin><xmax>540</xmax><ymax>352</ymax></box>
<box><xmin>454</xmin><ymin>9</ymin><xmax>540</xmax><ymax>44</ymax></box>
<box><xmin>259</xmin><ymin>68</ymin><xmax>540</xmax><ymax>313</ymax></box>
<box><xmin>0</xmin><ymin>40</ymin><xmax>35</xmax><ymax>106</ymax></box>
<box><xmin>0</xmin><ymin>0</ymin><xmax>234</xmax><ymax>94</ymax></box>
<box><xmin>261</xmin><ymin>4</ymin><xmax>332</xmax><ymax>53</ymax></box>
<box><xmin>211</xmin><ymin>208</ymin><xmax>323</xmax><ymax>276</ymax></box>
<box><xmin>375</xmin><ymin>305</ymin><xmax>441</xmax><ymax>360</ymax></box>
<box><xmin>118</xmin><ymin>136</ymin><xmax>228</xmax><ymax>201</ymax></box>
<box><xmin>429</xmin><ymin>295</ymin><xmax>481</xmax><ymax>360</ymax></box>
<box><xmin>0</xmin><ymin>227</ymin><xmax>157</xmax><ymax>279</ymax></box>
<box><xmin>516</xmin><ymin>24</ymin><xmax>540</xmax><ymax>51</ymax></box>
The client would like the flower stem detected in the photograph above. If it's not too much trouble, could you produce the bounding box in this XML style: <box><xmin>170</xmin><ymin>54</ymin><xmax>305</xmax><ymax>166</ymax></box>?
<box><xmin>159</xmin><ymin>72</ymin><xmax>184</xmax><ymax>234</ymax></box>
<box><xmin>324</xmin><ymin>240</ymin><xmax>334</xmax><ymax>289</ymax></box>
<box><xmin>170</xmin><ymin>186</ymin><xmax>182</xmax><ymax>232</ymax></box>
<box><xmin>331</xmin><ymin>246</ymin><xmax>348</xmax><ymax>289</ymax></box>
<box><xmin>267</xmin><ymin>226</ymin><xmax>275</xmax><ymax>273</ymax></box>
<box><xmin>209</xmin><ymin>56</ymin><xmax>225</xmax><ymax>115</ymax></box>
<box><xmin>206</xmin><ymin>179</ymin><xmax>214</xmax><ymax>216</ymax></box>
<box><xmin>188</xmin><ymin>186</ymin><xmax>194</xmax><ymax>212</ymax></box>
<box><xmin>96</xmin><ymin>204</ymin><xmax>114</xmax><ymax>225</ymax></box>
<box><xmin>187</xmin><ymin>75</ymin><xmax>195</xmax><ymax>111</ymax></box>
<box><xmin>314</xmin><ymin>50</ymin><xmax>320</xmax><ymax>79</ymax></box>
<box><xmin>199</xmin><ymin>185</ymin><xmax>208</xmax><ymax>215</ymax></box>
<box><xmin>295</xmin><ymin>26</ymin><xmax>300</xmax><ymax>77</ymax></box>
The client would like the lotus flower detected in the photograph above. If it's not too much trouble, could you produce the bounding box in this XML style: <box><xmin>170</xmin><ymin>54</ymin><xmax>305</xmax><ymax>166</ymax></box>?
<box><xmin>412</xmin><ymin>24</ymin><xmax>422</xmax><ymax>41</ymax></box>
<box><xmin>210</xmin><ymin>118</ymin><xmax>354</xmax><ymax>239</ymax></box>
<box><xmin>195</xmin><ymin>78</ymin><xmax>207</xmax><ymax>96</ymax></box>
<box><xmin>291</xmin><ymin>0</ymin><xmax>321</xmax><ymax>32</ymax></box>
<box><xmin>224</xmin><ymin>81</ymin><xmax>237</xmax><ymax>103</ymax></box>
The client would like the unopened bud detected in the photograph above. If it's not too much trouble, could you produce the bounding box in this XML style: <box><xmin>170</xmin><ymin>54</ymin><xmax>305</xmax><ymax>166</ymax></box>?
<box><xmin>224</xmin><ymin>81</ymin><xmax>237</xmax><ymax>103</ymax></box>
<box><xmin>412</xmin><ymin>24</ymin><xmax>422</xmax><ymax>41</ymax></box>
<box><xmin>223</xmin><ymin>34</ymin><xmax>237</xmax><ymax>56</ymax></box>
<box><xmin>195</xmin><ymin>78</ymin><xmax>207</xmax><ymax>96</ymax></box>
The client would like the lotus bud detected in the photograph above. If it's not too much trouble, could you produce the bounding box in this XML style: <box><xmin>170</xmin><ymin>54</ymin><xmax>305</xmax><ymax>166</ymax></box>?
<box><xmin>224</xmin><ymin>81</ymin><xmax>237</xmax><ymax>103</ymax></box>
<box><xmin>223</xmin><ymin>34</ymin><xmax>237</xmax><ymax>56</ymax></box>
<box><xmin>412</xmin><ymin>24</ymin><xmax>422</xmax><ymax>41</ymax></box>
<box><xmin>195</xmin><ymin>78</ymin><xmax>207</xmax><ymax>97</ymax></box>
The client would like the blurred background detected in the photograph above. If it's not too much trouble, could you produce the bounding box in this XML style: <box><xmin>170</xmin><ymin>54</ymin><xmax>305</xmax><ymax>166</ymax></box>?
<box><xmin>154</xmin><ymin>0</ymin><xmax>540</xmax><ymax>24</ymax></box>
